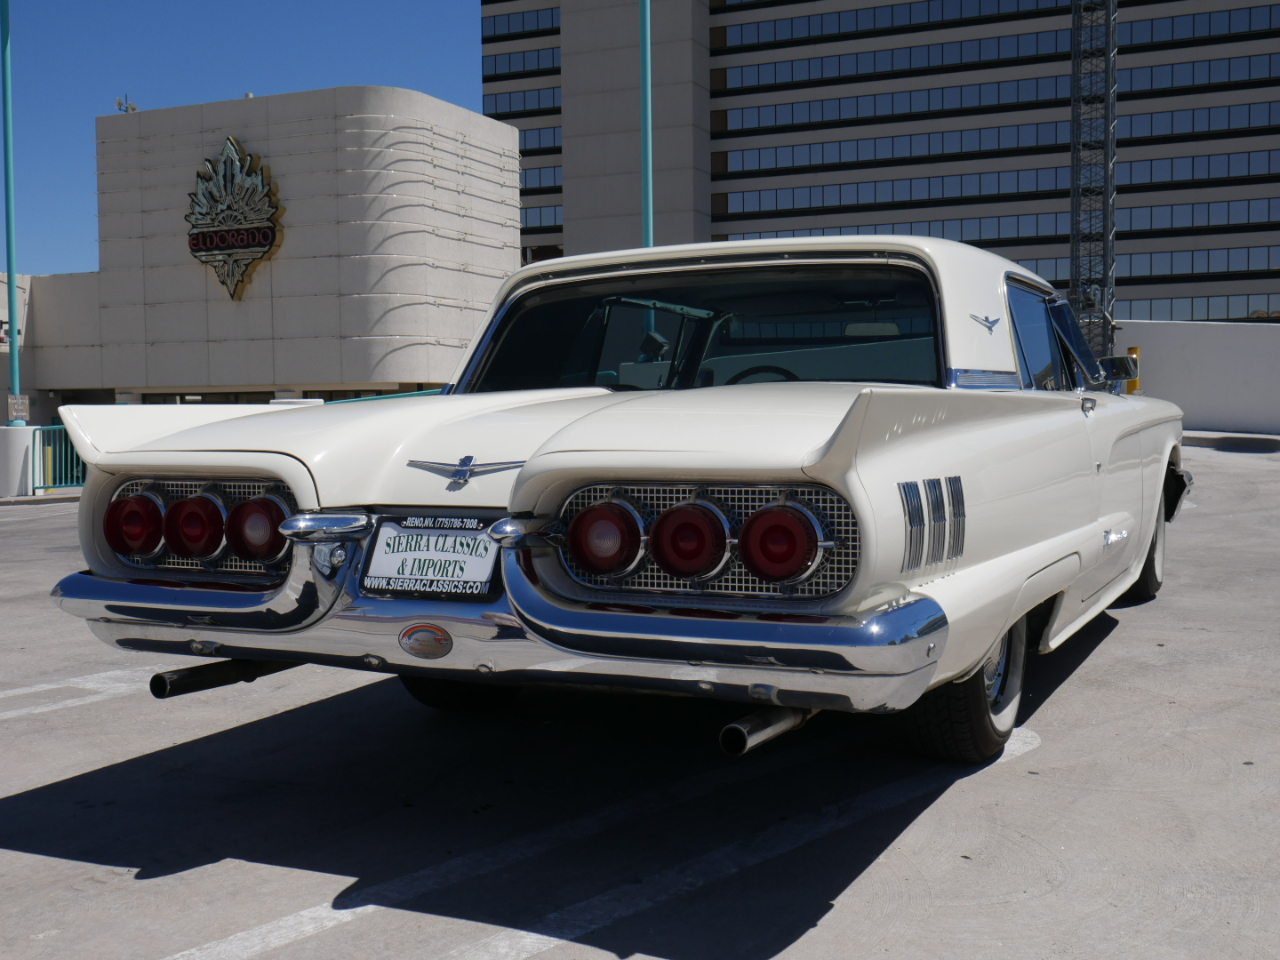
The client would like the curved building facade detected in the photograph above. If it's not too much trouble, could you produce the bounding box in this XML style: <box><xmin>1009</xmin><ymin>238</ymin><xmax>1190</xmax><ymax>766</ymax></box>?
<box><xmin>2</xmin><ymin>85</ymin><xmax>520</xmax><ymax>425</ymax></box>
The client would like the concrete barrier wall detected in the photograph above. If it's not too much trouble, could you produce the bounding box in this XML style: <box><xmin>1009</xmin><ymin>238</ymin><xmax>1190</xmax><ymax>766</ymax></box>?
<box><xmin>1117</xmin><ymin>320</ymin><xmax>1280</xmax><ymax>435</ymax></box>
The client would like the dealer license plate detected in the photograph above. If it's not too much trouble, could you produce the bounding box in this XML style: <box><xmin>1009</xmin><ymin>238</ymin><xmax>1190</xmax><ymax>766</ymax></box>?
<box><xmin>361</xmin><ymin>516</ymin><xmax>500</xmax><ymax>600</ymax></box>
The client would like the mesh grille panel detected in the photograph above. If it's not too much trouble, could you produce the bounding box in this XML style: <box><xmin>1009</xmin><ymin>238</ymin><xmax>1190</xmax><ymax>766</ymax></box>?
<box><xmin>559</xmin><ymin>483</ymin><xmax>858</xmax><ymax>599</ymax></box>
<box><xmin>114</xmin><ymin>478</ymin><xmax>298</xmax><ymax>575</ymax></box>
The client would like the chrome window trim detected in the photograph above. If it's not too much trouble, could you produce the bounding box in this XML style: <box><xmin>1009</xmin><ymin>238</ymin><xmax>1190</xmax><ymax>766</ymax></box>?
<box><xmin>1004</xmin><ymin>272</ymin><xmax>1076</xmax><ymax>392</ymax></box>
<box><xmin>947</xmin><ymin>369</ymin><xmax>1022</xmax><ymax>389</ymax></box>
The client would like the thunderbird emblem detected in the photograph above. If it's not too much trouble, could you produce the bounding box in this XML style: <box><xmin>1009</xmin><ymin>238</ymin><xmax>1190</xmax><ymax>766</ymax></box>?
<box><xmin>407</xmin><ymin>455</ymin><xmax>525</xmax><ymax>485</ymax></box>
<box><xmin>970</xmin><ymin>314</ymin><xmax>1001</xmax><ymax>333</ymax></box>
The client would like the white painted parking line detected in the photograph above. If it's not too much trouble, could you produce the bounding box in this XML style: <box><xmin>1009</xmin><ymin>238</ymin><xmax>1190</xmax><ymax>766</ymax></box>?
<box><xmin>158</xmin><ymin>728</ymin><xmax>1039</xmax><ymax>960</ymax></box>
<box><xmin>996</xmin><ymin>725</ymin><xmax>1042</xmax><ymax>762</ymax></box>
<box><xmin>439</xmin><ymin>766</ymin><xmax>960</xmax><ymax>960</ymax></box>
<box><xmin>159</xmin><ymin>741</ymin><xmax>839</xmax><ymax>960</ymax></box>
<box><xmin>0</xmin><ymin>666</ymin><xmax>162</xmax><ymax>721</ymax></box>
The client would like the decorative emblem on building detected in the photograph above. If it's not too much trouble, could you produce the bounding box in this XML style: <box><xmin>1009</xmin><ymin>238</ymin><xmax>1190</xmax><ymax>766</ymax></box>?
<box><xmin>185</xmin><ymin>137</ymin><xmax>280</xmax><ymax>299</ymax></box>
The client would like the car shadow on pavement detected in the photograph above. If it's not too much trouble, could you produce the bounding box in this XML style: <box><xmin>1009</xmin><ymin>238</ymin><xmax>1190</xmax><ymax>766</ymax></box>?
<box><xmin>0</xmin><ymin>658</ymin><xmax>1094</xmax><ymax>960</ymax></box>
<box><xmin>1018</xmin><ymin>612</ymin><xmax>1117</xmax><ymax>724</ymax></box>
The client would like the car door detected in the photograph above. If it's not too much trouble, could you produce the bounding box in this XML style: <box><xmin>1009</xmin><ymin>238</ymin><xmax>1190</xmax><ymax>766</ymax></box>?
<box><xmin>1005</xmin><ymin>280</ymin><xmax>1097</xmax><ymax>567</ymax></box>
<box><xmin>1040</xmin><ymin>300</ymin><xmax>1148</xmax><ymax>600</ymax></box>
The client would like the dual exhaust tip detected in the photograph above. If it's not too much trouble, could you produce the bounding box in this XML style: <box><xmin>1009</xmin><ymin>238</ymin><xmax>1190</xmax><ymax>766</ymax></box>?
<box><xmin>151</xmin><ymin>659</ymin><xmax>815</xmax><ymax>756</ymax></box>
<box><xmin>719</xmin><ymin>706</ymin><xmax>816</xmax><ymax>756</ymax></box>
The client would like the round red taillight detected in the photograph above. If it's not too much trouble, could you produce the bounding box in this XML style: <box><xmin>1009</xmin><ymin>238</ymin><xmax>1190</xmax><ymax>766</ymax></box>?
<box><xmin>163</xmin><ymin>496</ymin><xmax>225</xmax><ymax>559</ymax></box>
<box><xmin>103</xmin><ymin>495</ymin><xmax>164</xmax><ymax>556</ymax></box>
<box><xmin>567</xmin><ymin>502</ymin><xmax>642</xmax><ymax>576</ymax></box>
<box><xmin>649</xmin><ymin>504</ymin><xmax>727</xmax><ymax>579</ymax></box>
<box><xmin>226</xmin><ymin>498</ymin><xmax>288</xmax><ymax>561</ymax></box>
<box><xmin>738</xmin><ymin>505</ymin><xmax>819</xmax><ymax>583</ymax></box>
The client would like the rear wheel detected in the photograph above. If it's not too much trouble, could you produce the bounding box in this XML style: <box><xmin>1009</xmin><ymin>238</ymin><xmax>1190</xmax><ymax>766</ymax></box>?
<box><xmin>399</xmin><ymin>675</ymin><xmax>521</xmax><ymax>713</ymax></box>
<box><xmin>1122</xmin><ymin>492</ymin><xmax>1166</xmax><ymax>603</ymax></box>
<box><xmin>907</xmin><ymin>616</ymin><xmax>1028</xmax><ymax>763</ymax></box>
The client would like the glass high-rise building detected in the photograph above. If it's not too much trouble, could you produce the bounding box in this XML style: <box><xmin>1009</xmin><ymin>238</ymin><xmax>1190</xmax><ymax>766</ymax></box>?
<box><xmin>483</xmin><ymin>0</ymin><xmax>1280</xmax><ymax>321</ymax></box>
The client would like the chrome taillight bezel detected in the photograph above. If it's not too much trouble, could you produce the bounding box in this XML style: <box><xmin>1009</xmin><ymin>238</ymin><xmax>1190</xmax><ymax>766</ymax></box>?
<box><xmin>737</xmin><ymin>502</ymin><xmax>825</xmax><ymax>585</ymax></box>
<box><xmin>648</xmin><ymin>499</ymin><xmax>733</xmax><ymax>582</ymax></box>
<box><xmin>566</xmin><ymin>495</ymin><xmax>647</xmax><ymax>579</ymax></box>
<box><xmin>105</xmin><ymin>478</ymin><xmax>298</xmax><ymax>577</ymax></box>
<box><xmin>225</xmin><ymin>495</ymin><xmax>292</xmax><ymax>563</ymax></box>
<box><xmin>102</xmin><ymin>491</ymin><xmax>167</xmax><ymax>559</ymax></box>
<box><xmin>555</xmin><ymin>483</ymin><xmax>856</xmax><ymax>600</ymax></box>
<box><xmin>162</xmin><ymin>491</ymin><xmax>228</xmax><ymax>560</ymax></box>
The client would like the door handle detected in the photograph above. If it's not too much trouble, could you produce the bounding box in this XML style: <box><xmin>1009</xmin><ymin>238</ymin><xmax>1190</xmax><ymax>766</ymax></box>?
<box><xmin>1081</xmin><ymin>396</ymin><xmax>1097</xmax><ymax>416</ymax></box>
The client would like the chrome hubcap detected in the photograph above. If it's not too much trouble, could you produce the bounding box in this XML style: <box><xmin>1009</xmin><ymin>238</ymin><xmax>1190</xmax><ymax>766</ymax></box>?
<box><xmin>983</xmin><ymin>635</ymin><xmax>1009</xmax><ymax>706</ymax></box>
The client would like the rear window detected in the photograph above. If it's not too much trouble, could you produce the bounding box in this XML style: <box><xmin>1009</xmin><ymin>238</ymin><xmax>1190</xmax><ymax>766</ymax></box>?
<box><xmin>466</xmin><ymin>264</ymin><xmax>943</xmax><ymax>393</ymax></box>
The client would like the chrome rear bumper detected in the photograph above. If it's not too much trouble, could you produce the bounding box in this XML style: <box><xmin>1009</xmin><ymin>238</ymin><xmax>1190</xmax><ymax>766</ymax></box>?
<box><xmin>52</xmin><ymin>532</ymin><xmax>948</xmax><ymax>714</ymax></box>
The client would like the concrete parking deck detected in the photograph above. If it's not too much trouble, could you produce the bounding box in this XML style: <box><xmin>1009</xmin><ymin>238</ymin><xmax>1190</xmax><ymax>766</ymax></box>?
<box><xmin>0</xmin><ymin>443</ymin><xmax>1276</xmax><ymax>960</ymax></box>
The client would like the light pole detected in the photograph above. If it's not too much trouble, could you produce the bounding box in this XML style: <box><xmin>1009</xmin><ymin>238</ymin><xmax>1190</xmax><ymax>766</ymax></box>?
<box><xmin>639</xmin><ymin>0</ymin><xmax>653</xmax><ymax>248</ymax></box>
<box><xmin>1</xmin><ymin>0</ymin><xmax>20</xmax><ymax>425</ymax></box>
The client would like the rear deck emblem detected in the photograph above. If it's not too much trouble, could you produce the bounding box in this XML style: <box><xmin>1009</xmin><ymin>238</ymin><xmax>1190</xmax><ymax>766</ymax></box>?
<box><xmin>407</xmin><ymin>455</ymin><xmax>526</xmax><ymax>485</ymax></box>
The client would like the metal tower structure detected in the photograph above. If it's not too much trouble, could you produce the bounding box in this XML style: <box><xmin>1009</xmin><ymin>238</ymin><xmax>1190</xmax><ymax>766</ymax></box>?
<box><xmin>1069</xmin><ymin>0</ymin><xmax>1118</xmax><ymax>357</ymax></box>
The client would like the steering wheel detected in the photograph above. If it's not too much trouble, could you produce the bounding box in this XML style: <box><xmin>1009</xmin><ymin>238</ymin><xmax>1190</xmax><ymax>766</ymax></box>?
<box><xmin>724</xmin><ymin>364</ymin><xmax>802</xmax><ymax>385</ymax></box>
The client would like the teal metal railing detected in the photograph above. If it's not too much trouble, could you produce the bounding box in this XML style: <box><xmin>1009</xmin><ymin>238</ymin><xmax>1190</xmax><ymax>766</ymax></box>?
<box><xmin>31</xmin><ymin>425</ymin><xmax>85</xmax><ymax>491</ymax></box>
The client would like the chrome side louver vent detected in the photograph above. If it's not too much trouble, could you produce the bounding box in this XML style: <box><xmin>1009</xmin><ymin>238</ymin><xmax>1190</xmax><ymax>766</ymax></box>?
<box><xmin>898</xmin><ymin>482</ymin><xmax>925</xmax><ymax>572</ymax></box>
<box><xmin>900</xmin><ymin>476</ymin><xmax>965</xmax><ymax>573</ymax></box>
<box><xmin>946</xmin><ymin>475</ymin><xmax>966</xmax><ymax>561</ymax></box>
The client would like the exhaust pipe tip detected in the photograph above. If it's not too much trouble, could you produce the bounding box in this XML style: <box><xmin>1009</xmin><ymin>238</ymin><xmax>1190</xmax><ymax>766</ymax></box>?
<box><xmin>149</xmin><ymin>672</ymin><xmax>174</xmax><ymax>700</ymax></box>
<box><xmin>720</xmin><ymin>706</ymin><xmax>817</xmax><ymax>756</ymax></box>
<box><xmin>149</xmin><ymin>659</ymin><xmax>299</xmax><ymax>700</ymax></box>
<box><xmin>718</xmin><ymin>723</ymin><xmax>752</xmax><ymax>757</ymax></box>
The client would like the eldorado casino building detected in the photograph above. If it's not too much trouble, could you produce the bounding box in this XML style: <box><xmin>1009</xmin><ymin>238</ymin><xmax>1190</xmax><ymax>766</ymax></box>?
<box><xmin>0</xmin><ymin>86</ymin><xmax>520</xmax><ymax>426</ymax></box>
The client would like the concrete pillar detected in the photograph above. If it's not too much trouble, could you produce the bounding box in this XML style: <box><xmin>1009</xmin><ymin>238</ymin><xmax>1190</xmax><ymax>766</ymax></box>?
<box><xmin>561</xmin><ymin>0</ymin><xmax>711</xmax><ymax>255</ymax></box>
<box><xmin>0</xmin><ymin>425</ymin><xmax>36</xmax><ymax>497</ymax></box>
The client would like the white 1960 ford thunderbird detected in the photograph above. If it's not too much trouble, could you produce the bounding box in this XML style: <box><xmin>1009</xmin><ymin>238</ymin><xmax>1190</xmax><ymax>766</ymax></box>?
<box><xmin>52</xmin><ymin>237</ymin><xmax>1191</xmax><ymax>762</ymax></box>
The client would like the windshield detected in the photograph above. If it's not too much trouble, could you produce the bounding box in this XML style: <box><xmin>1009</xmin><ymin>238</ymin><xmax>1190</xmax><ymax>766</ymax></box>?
<box><xmin>466</xmin><ymin>265</ymin><xmax>942</xmax><ymax>393</ymax></box>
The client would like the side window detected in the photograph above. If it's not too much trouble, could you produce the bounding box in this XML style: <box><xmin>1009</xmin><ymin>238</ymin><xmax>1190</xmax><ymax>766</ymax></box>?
<box><xmin>1007</xmin><ymin>283</ymin><xmax>1070</xmax><ymax>391</ymax></box>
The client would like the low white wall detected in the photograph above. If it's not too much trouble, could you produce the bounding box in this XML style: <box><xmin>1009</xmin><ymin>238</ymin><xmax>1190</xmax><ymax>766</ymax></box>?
<box><xmin>0</xmin><ymin>426</ymin><xmax>35</xmax><ymax>497</ymax></box>
<box><xmin>1118</xmin><ymin>320</ymin><xmax>1280</xmax><ymax>435</ymax></box>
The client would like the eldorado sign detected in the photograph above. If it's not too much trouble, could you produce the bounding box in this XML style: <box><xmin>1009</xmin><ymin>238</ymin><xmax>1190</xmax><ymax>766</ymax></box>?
<box><xmin>185</xmin><ymin>136</ymin><xmax>280</xmax><ymax>299</ymax></box>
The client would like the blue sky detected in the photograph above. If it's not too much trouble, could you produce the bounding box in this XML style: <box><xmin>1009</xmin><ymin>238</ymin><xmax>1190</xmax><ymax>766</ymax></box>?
<box><xmin>4</xmin><ymin>0</ymin><xmax>481</xmax><ymax>276</ymax></box>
